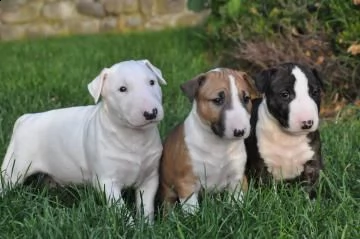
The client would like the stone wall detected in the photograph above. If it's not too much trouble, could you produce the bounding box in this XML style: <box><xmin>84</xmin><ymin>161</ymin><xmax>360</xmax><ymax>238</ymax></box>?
<box><xmin>0</xmin><ymin>0</ymin><xmax>208</xmax><ymax>41</ymax></box>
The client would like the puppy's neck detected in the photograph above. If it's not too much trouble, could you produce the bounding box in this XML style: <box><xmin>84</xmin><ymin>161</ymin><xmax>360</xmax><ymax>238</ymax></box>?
<box><xmin>184</xmin><ymin>102</ymin><xmax>243</xmax><ymax>150</ymax></box>
<box><xmin>257</xmin><ymin>100</ymin><xmax>307</xmax><ymax>144</ymax></box>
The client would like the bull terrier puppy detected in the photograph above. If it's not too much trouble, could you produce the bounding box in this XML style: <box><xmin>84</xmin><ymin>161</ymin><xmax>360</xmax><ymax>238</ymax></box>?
<box><xmin>1</xmin><ymin>59</ymin><xmax>167</xmax><ymax>223</ymax></box>
<box><xmin>245</xmin><ymin>63</ymin><xmax>324</xmax><ymax>199</ymax></box>
<box><xmin>159</xmin><ymin>68</ymin><xmax>258</xmax><ymax>214</ymax></box>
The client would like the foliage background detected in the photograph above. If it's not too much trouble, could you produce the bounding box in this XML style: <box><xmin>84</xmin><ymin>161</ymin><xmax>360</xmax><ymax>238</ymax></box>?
<box><xmin>189</xmin><ymin>0</ymin><xmax>360</xmax><ymax>116</ymax></box>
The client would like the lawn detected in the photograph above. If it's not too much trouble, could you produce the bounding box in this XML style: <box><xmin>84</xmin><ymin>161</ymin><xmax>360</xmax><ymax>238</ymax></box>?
<box><xmin>0</xmin><ymin>28</ymin><xmax>359</xmax><ymax>238</ymax></box>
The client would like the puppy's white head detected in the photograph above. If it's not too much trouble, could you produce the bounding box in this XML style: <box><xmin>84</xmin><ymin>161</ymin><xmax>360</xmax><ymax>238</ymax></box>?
<box><xmin>88</xmin><ymin>60</ymin><xmax>167</xmax><ymax>129</ymax></box>
<box><xmin>181</xmin><ymin>68</ymin><xmax>258</xmax><ymax>140</ymax></box>
<box><xmin>255</xmin><ymin>63</ymin><xmax>323</xmax><ymax>134</ymax></box>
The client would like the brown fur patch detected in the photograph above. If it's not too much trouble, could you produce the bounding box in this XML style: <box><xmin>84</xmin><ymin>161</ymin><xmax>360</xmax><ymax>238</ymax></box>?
<box><xmin>159</xmin><ymin>124</ymin><xmax>197</xmax><ymax>211</ymax></box>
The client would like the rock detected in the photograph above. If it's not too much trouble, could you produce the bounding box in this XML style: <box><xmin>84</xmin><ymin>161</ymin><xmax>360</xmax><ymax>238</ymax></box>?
<box><xmin>0</xmin><ymin>24</ymin><xmax>26</xmax><ymax>41</ymax></box>
<box><xmin>0</xmin><ymin>1</ymin><xmax>43</xmax><ymax>24</ymax></box>
<box><xmin>100</xmin><ymin>17</ymin><xmax>117</xmax><ymax>32</ymax></box>
<box><xmin>67</xmin><ymin>19</ymin><xmax>100</xmax><ymax>34</ymax></box>
<box><xmin>43</xmin><ymin>1</ymin><xmax>77</xmax><ymax>21</ymax></box>
<box><xmin>155</xmin><ymin>0</ymin><xmax>186</xmax><ymax>14</ymax></box>
<box><xmin>103</xmin><ymin>0</ymin><xmax>138</xmax><ymax>15</ymax></box>
<box><xmin>140</xmin><ymin>0</ymin><xmax>154</xmax><ymax>17</ymax></box>
<box><xmin>77</xmin><ymin>0</ymin><xmax>106</xmax><ymax>18</ymax></box>
<box><xmin>118</xmin><ymin>14</ymin><xmax>143</xmax><ymax>30</ymax></box>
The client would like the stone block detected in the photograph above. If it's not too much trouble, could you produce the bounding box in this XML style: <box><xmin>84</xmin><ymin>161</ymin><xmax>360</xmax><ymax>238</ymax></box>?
<box><xmin>144</xmin><ymin>14</ymin><xmax>174</xmax><ymax>30</ymax></box>
<box><xmin>139</xmin><ymin>0</ymin><xmax>153</xmax><ymax>17</ymax></box>
<box><xmin>0</xmin><ymin>24</ymin><xmax>26</xmax><ymax>41</ymax></box>
<box><xmin>175</xmin><ymin>11</ymin><xmax>209</xmax><ymax>27</ymax></box>
<box><xmin>100</xmin><ymin>17</ymin><xmax>117</xmax><ymax>32</ymax></box>
<box><xmin>67</xmin><ymin>19</ymin><xmax>100</xmax><ymax>34</ymax></box>
<box><xmin>118</xmin><ymin>14</ymin><xmax>143</xmax><ymax>31</ymax></box>
<box><xmin>77</xmin><ymin>0</ymin><xmax>106</xmax><ymax>18</ymax></box>
<box><xmin>104</xmin><ymin>0</ymin><xmax>138</xmax><ymax>15</ymax></box>
<box><xmin>0</xmin><ymin>0</ymin><xmax>28</xmax><ymax>11</ymax></box>
<box><xmin>25</xmin><ymin>23</ymin><xmax>67</xmax><ymax>38</ymax></box>
<box><xmin>43</xmin><ymin>1</ymin><xmax>77</xmax><ymax>21</ymax></box>
<box><xmin>122</xmin><ymin>0</ymin><xmax>139</xmax><ymax>13</ymax></box>
<box><xmin>155</xmin><ymin>0</ymin><xmax>185</xmax><ymax>14</ymax></box>
<box><xmin>0</xmin><ymin>1</ymin><xmax>43</xmax><ymax>24</ymax></box>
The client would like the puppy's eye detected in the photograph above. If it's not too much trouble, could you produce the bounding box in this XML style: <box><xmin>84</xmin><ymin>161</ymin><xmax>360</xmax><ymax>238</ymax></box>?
<box><xmin>280</xmin><ymin>90</ymin><xmax>290</xmax><ymax>99</ymax></box>
<box><xmin>211</xmin><ymin>91</ymin><xmax>225</xmax><ymax>106</ymax></box>
<box><xmin>311</xmin><ymin>89</ymin><xmax>320</xmax><ymax>97</ymax></box>
<box><xmin>212</xmin><ymin>97</ymin><xmax>224</xmax><ymax>106</ymax></box>
<box><xmin>119</xmin><ymin>86</ymin><xmax>127</xmax><ymax>92</ymax></box>
<box><xmin>243</xmin><ymin>95</ymin><xmax>251</xmax><ymax>104</ymax></box>
<box><xmin>150</xmin><ymin>80</ymin><xmax>155</xmax><ymax>86</ymax></box>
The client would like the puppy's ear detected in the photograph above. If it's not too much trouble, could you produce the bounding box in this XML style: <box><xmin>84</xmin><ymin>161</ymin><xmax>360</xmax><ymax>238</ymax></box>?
<box><xmin>88</xmin><ymin>68</ymin><xmax>109</xmax><ymax>104</ymax></box>
<box><xmin>254</xmin><ymin>68</ymin><xmax>277</xmax><ymax>93</ymax></box>
<box><xmin>139</xmin><ymin>59</ymin><xmax>167</xmax><ymax>85</ymax></box>
<box><xmin>238</xmin><ymin>71</ymin><xmax>260</xmax><ymax>99</ymax></box>
<box><xmin>180</xmin><ymin>74</ymin><xmax>207</xmax><ymax>102</ymax></box>
<box><xmin>311</xmin><ymin>67</ymin><xmax>325</xmax><ymax>91</ymax></box>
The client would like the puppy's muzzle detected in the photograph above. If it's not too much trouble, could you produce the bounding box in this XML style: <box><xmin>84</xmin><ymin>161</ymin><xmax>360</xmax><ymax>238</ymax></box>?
<box><xmin>143</xmin><ymin>108</ymin><xmax>158</xmax><ymax>121</ymax></box>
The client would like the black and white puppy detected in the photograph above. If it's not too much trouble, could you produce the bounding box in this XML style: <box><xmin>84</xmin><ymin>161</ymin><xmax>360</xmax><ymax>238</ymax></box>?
<box><xmin>245</xmin><ymin>62</ymin><xmax>324</xmax><ymax>199</ymax></box>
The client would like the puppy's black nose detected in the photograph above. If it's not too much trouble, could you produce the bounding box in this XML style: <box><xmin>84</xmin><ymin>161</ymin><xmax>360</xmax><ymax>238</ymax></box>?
<box><xmin>143</xmin><ymin>108</ymin><xmax>158</xmax><ymax>120</ymax></box>
<box><xmin>233</xmin><ymin>129</ymin><xmax>245</xmax><ymax>137</ymax></box>
<box><xmin>301</xmin><ymin>120</ymin><xmax>313</xmax><ymax>130</ymax></box>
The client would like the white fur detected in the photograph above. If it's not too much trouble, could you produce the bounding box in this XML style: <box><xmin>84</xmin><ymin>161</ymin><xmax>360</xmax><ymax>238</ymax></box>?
<box><xmin>1</xmin><ymin>60</ymin><xmax>167</xmax><ymax>223</ymax></box>
<box><xmin>223</xmin><ymin>75</ymin><xmax>251</xmax><ymax>139</ymax></box>
<box><xmin>256</xmin><ymin>101</ymin><xmax>315</xmax><ymax>180</ymax></box>
<box><xmin>180</xmin><ymin>74</ymin><xmax>249</xmax><ymax>212</ymax></box>
<box><xmin>288</xmin><ymin>67</ymin><xmax>319</xmax><ymax>132</ymax></box>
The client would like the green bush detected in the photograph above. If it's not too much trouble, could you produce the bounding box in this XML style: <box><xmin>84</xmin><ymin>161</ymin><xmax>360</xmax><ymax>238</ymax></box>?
<box><xmin>189</xmin><ymin>0</ymin><xmax>360</xmax><ymax>103</ymax></box>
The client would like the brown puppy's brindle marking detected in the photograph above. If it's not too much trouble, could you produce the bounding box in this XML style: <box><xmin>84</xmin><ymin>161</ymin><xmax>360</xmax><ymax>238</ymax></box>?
<box><xmin>160</xmin><ymin>68</ymin><xmax>258</xmax><ymax>214</ymax></box>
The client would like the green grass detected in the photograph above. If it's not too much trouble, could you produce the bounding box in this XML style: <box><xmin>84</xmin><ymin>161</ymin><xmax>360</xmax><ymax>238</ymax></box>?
<box><xmin>0</xmin><ymin>28</ymin><xmax>359</xmax><ymax>238</ymax></box>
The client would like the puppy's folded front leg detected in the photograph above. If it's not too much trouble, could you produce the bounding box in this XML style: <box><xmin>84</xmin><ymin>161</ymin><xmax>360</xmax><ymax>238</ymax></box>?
<box><xmin>136</xmin><ymin>173</ymin><xmax>159</xmax><ymax>223</ymax></box>
<box><xmin>228</xmin><ymin>176</ymin><xmax>248</xmax><ymax>204</ymax></box>
<box><xmin>98</xmin><ymin>179</ymin><xmax>134</xmax><ymax>223</ymax></box>
<box><xmin>302</xmin><ymin>159</ymin><xmax>321</xmax><ymax>200</ymax></box>
<box><xmin>177</xmin><ymin>180</ymin><xmax>199</xmax><ymax>214</ymax></box>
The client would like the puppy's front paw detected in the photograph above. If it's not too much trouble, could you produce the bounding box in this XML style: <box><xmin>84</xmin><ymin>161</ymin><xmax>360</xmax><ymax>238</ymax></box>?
<box><xmin>126</xmin><ymin>214</ymin><xmax>135</xmax><ymax>226</ymax></box>
<box><xmin>180</xmin><ymin>193</ymin><xmax>199</xmax><ymax>215</ymax></box>
<box><xmin>182</xmin><ymin>202</ymin><xmax>199</xmax><ymax>215</ymax></box>
<box><xmin>228</xmin><ymin>190</ymin><xmax>245</xmax><ymax>205</ymax></box>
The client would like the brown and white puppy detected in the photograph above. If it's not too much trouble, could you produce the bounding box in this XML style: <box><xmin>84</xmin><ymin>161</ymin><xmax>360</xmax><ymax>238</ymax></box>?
<box><xmin>159</xmin><ymin>68</ymin><xmax>257</xmax><ymax>214</ymax></box>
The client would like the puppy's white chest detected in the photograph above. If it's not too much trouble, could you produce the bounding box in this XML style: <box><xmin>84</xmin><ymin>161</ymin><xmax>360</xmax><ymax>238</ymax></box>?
<box><xmin>257</xmin><ymin>126</ymin><xmax>314</xmax><ymax>180</ymax></box>
<box><xmin>96</xmin><ymin>129</ymin><xmax>162</xmax><ymax>187</ymax></box>
<box><xmin>188</xmin><ymin>142</ymin><xmax>246</xmax><ymax>190</ymax></box>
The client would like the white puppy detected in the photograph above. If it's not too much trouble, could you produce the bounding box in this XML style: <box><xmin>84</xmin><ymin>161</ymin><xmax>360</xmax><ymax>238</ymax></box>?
<box><xmin>1</xmin><ymin>60</ymin><xmax>167</xmax><ymax>223</ymax></box>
